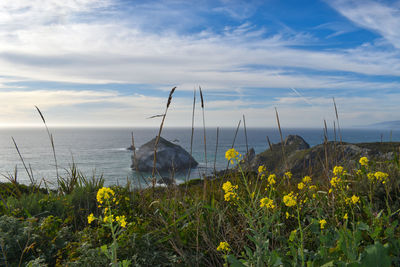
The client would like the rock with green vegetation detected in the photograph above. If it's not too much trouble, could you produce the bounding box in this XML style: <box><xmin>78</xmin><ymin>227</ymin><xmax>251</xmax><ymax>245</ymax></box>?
<box><xmin>131</xmin><ymin>136</ymin><xmax>198</xmax><ymax>172</ymax></box>
<box><xmin>245</xmin><ymin>135</ymin><xmax>400</xmax><ymax>178</ymax></box>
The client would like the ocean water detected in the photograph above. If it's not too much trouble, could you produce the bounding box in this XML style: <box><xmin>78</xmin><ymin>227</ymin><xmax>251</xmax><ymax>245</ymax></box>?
<box><xmin>0</xmin><ymin>127</ymin><xmax>399</xmax><ymax>187</ymax></box>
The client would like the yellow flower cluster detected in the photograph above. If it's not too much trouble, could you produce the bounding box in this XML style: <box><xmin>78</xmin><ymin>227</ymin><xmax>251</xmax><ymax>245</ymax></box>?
<box><xmin>216</xmin><ymin>241</ymin><xmax>230</xmax><ymax>252</ymax></box>
<box><xmin>343</xmin><ymin>213</ymin><xmax>348</xmax><ymax>220</ymax></box>
<box><xmin>302</xmin><ymin>176</ymin><xmax>312</xmax><ymax>184</ymax></box>
<box><xmin>283</xmin><ymin>192</ymin><xmax>297</xmax><ymax>207</ymax></box>
<box><xmin>284</xmin><ymin>171</ymin><xmax>292</xmax><ymax>179</ymax></box>
<box><xmin>103</xmin><ymin>214</ymin><xmax>115</xmax><ymax>223</ymax></box>
<box><xmin>297</xmin><ymin>182</ymin><xmax>305</xmax><ymax>190</ymax></box>
<box><xmin>374</xmin><ymin>171</ymin><xmax>389</xmax><ymax>184</ymax></box>
<box><xmin>319</xmin><ymin>219</ymin><xmax>327</xmax><ymax>229</ymax></box>
<box><xmin>330</xmin><ymin>176</ymin><xmax>341</xmax><ymax>188</ymax></box>
<box><xmin>116</xmin><ymin>215</ymin><xmax>127</xmax><ymax>228</ymax></box>
<box><xmin>333</xmin><ymin>166</ymin><xmax>344</xmax><ymax>176</ymax></box>
<box><xmin>222</xmin><ymin>181</ymin><xmax>238</xmax><ymax>202</ymax></box>
<box><xmin>267</xmin><ymin>174</ymin><xmax>276</xmax><ymax>186</ymax></box>
<box><xmin>97</xmin><ymin>187</ymin><xmax>115</xmax><ymax>204</ymax></box>
<box><xmin>345</xmin><ymin>195</ymin><xmax>360</xmax><ymax>205</ymax></box>
<box><xmin>359</xmin><ymin>156</ymin><xmax>369</xmax><ymax>166</ymax></box>
<box><xmin>87</xmin><ymin>213</ymin><xmax>95</xmax><ymax>224</ymax></box>
<box><xmin>258</xmin><ymin>165</ymin><xmax>267</xmax><ymax>176</ymax></box>
<box><xmin>225</xmin><ymin>148</ymin><xmax>241</xmax><ymax>164</ymax></box>
<box><xmin>260</xmin><ymin>197</ymin><xmax>275</xmax><ymax>209</ymax></box>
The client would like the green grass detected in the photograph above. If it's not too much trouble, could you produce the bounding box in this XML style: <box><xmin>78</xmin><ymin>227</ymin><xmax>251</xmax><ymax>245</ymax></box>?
<box><xmin>1</xmin><ymin>149</ymin><xmax>400</xmax><ymax>266</ymax></box>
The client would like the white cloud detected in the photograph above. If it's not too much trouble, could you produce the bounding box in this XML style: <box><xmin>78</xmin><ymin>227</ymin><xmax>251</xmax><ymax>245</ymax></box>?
<box><xmin>329</xmin><ymin>0</ymin><xmax>400</xmax><ymax>48</ymax></box>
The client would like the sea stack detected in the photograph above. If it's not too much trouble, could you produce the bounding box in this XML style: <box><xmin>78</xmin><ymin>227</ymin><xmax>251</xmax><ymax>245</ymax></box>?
<box><xmin>131</xmin><ymin>136</ymin><xmax>198</xmax><ymax>172</ymax></box>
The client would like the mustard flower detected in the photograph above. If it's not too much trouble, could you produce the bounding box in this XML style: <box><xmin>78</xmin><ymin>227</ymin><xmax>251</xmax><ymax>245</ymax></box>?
<box><xmin>87</xmin><ymin>213</ymin><xmax>95</xmax><ymax>224</ymax></box>
<box><xmin>217</xmin><ymin>241</ymin><xmax>230</xmax><ymax>252</ymax></box>
<box><xmin>302</xmin><ymin>176</ymin><xmax>312</xmax><ymax>184</ymax></box>
<box><xmin>367</xmin><ymin>172</ymin><xmax>375</xmax><ymax>182</ymax></box>
<box><xmin>116</xmin><ymin>215</ymin><xmax>127</xmax><ymax>228</ymax></box>
<box><xmin>343</xmin><ymin>213</ymin><xmax>348</xmax><ymax>220</ymax></box>
<box><xmin>222</xmin><ymin>181</ymin><xmax>237</xmax><ymax>193</ymax></box>
<box><xmin>260</xmin><ymin>197</ymin><xmax>275</xmax><ymax>209</ymax></box>
<box><xmin>283</xmin><ymin>192</ymin><xmax>297</xmax><ymax>207</ymax></box>
<box><xmin>225</xmin><ymin>148</ymin><xmax>240</xmax><ymax>164</ymax></box>
<box><xmin>330</xmin><ymin>176</ymin><xmax>341</xmax><ymax>188</ymax></box>
<box><xmin>284</xmin><ymin>171</ymin><xmax>293</xmax><ymax>179</ymax></box>
<box><xmin>103</xmin><ymin>214</ymin><xmax>115</xmax><ymax>223</ymax></box>
<box><xmin>224</xmin><ymin>191</ymin><xmax>238</xmax><ymax>202</ymax></box>
<box><xmin>359</xmin><ymin>156</ymin><xmax>369</xmax><ymax>166</ymax></box>
<box><xmin>258</xmin><ymin>165</ymin><xmax>267</xmax><ymax>175</ymax></box>
<box><xmin>285</xmin><ymin>212</ymin><xmax>290</xmax><ymax>219</ymax></box>
<box><xmin>297</xmin><ymin>182</ymin><xmax>305</xmax><ymax>190</ymax></box>
<box><xmin>309</xmin><ymin>185</ymin><xmax>317</xmax><ymax>191</ymax></box>
<box><xmin>96</xmin><ymin>187</ymin><xmax>115</xmax><ymax>204</ymax></box>
<box><xmin>319</xmin><ymin>219</ymin><xmax>327</xmax><ymax>229</ymax></box>
<box><xmin>374</xmin><ymin>171</ymin><xmax>389</xmax><ymax>184</ymax></box>
<box><xmin>267</xmin><ymin>174</ymin><xmax>276</xmax><ymax>186</ymax></box>
<box><xmin>333</xmin><ymin>166</ymin><xmax>344</xmax><ymax>176</ymax></box>
<box><xmin>351</xmin><ymin>195</ymin><xmax>360</xmax><ymax>204</ymax></box>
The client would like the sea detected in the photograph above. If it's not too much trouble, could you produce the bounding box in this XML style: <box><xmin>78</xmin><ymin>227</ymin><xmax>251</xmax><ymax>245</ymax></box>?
<box><xmin>1</xmin><ymin>127</ymin><xmax>399</xmax><ymax>188</ymax></box>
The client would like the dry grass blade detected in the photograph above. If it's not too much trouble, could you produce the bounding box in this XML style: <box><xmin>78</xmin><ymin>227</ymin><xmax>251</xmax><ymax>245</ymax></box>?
<box><xmin>199</xmin><ymin>86</ymin><xmax>207</xmax><ymax>200</ymax></box>
<box><xmin>167</xmin><ymin>86</ymin><xmax>177</xmax><ymax>108</ymax></box>
<box><xmin>243</xmin><ymin>114</ymin><xmax>249</xmax><ymax>154</ymax></box>
<box><xmin>35</xmin><ymin>106</ymin><xmax>60</xmax><ymax>188</ymax></box>
<box><xmin>185</xmin><ymin>87</ymin><xmax>196</xmax><ymax>191</ymax></box>
<box><xmin>332</xmin><ymin>97</ymin><xmax>342</xmax><ymax>143</ymax></box>
<box><xmin>152</xmin><ymin>86</ymin><xmax>176</xmax><ymax>185</ymax></box>
<box><xmin>275</xmin><ymin>107</ymin><xmax>288</xmax><ymax>170</ymax></box>
<box><xmin>266</xmin><ymin>136</ymin><xmax>273</xmax><ymax>151</ymax></box>
<box><xmin>147</xmin><ymin>114</ymin><xmax>165</xmax><ymax>119</ymax></box>
<box><xmin>323</xmin><ymin>119</ymin><xmax>329</xmax><ymax>179</ymax></box>
<box><xmin>225</xmin><ymin>120</ymin><xmax>241</xmax><ymax>171</ymax></box>
<box><xmin>214</xmin><ymin>127</ymin><xmax>219</xmax><ymax>175</ymax></box>
<box><xmin>11</xmin><ymin>137</ymin><xmax>35</xmax><ymax>185</ymax></box>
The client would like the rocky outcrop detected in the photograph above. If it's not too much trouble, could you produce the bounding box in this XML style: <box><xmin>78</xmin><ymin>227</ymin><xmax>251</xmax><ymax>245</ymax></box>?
<box><xmin>131</xmin><ymin>136</ymin><xmax>198</xmax><ymax>173</ymax></box>
<box><xmin>245</xmin><ymin>135</ymin><xmax>399</xmax><ymax>178</ymax></box>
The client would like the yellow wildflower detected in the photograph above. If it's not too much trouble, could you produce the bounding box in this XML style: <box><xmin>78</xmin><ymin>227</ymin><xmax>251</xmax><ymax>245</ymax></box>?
<box><xmin>225</xmin><ymin>148</ymin><xmax>240</xmax><ymax>164</ymax></box>
<box><xmin>330</xmin><ymin>176</ymin><xmax>341</xmax><ymax>188</ymax></box>
<box><xmin>103</xmin><ymin>214</ymin><xmax>115</xmax><ymax>223</ymax></box>
<box><xmin>343</xmin><ymin>213</ymin><xmax>348</xmax><ymax>220</ymax></box>
<box><xmin>312</xmin><ymin>193</ymin><xmax>316</xmax><ymax>199</ymax></box>
<box><xmin>216</xmin><ymin>241</ymin><xmax>230</xmax><ymax>252</ymax></box>
<box><xmin>224</xmin><ymin>191</ymin><xmax>238</xmax><ymax>202</ymax></box>
<box><xmin>267</xmin><ymin>174</ymin><xmax>276</xmax><ymax>186</ymax></box>
<box><xmin>285</xmin><ymin>212</ymin><xmax>290</xmax><ymax>219</ymax></box>
<box><xmin>351</xmin><ymin>195</ymin><xmax>359</xmax><ymax>204</ymax></box>
<box><xmin>297</xmin><ymin>182</ymin><xmax>305</xmax><ymax>190</ymax></box>
<box><xmin>302</xmin><ymin>176</ymin><xmax>312</xmax><ymax>184</ymax></box>
<box><xmin>359</xmin><ymin>157</ymin><xmax>369</xmax><ymax>166</ymax></box>
<box><xmin>96</xmin><ymin>187</ymin><xmax>115</xmax><ymax>204</ymax></box>
<box><xmin>309</xmin><ymin>185</ymin><xmax>317</xmax><ymax>191</ymax></box>
<box><xmin>116</xmin><ymin>215</ymin><xmax>127</xmax><ymax>228</ymax></box>
<box><xmin>284</xmin><ymin>171</ymin><xmax>293</xmax><ymax>179</ymax></box>
<box><xmin>319</xmin><ymin>219</ymin><xmax>327</xmax><ymax>229</ymax></box>
<box><xmin>260</xmin><ymin>197</ymin><xmax>275</xmax><ymax>209</ymax></box>
<box><xmin>222</xmin><ymin>181</ymin><xmax>238</xmax><ymax>193</ymax></box>
<box><xmin>258</xmin><ymin>165</ymin><xmax>267</xmax><ymax>174</ymax></box>
<box><xmin>333</xmin><ymin>166</ymin><xmax>344</xmax><ymax>176</ymax></box>
<box><xmin>87</xmin><ymin>213</ymin><xmax>95</xmax><ymax>224</ymax></box>
<box><xmin>356</xmin><ymin>169</ymin><xmax>362</xmax><ymax>176</ymax></box>
<box><xmin>283</xmin><ymin>192</ymin><xmax>297</xmax><ymax>207</ymax></box>
<box><xmin>374</xmin><ymin>171</ymin><xmax>389</xmax><ymax>184</ymax></box>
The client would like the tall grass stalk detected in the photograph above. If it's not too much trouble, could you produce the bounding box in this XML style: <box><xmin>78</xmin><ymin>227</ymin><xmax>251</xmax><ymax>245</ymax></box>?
<box><xmin>152</xmin><ymin>87</ymin><xmax>176</xmax><ymax>189</ymax></box>
<box><xmin>275</xmin><ymin>107</ymin><xmax>288</xmax><ymax>170</ymax></box>
<box><xmin>11</xmin><ymin>137</ymin><xmax>35</xmax><ymax>186</ymax></box>
<box><xmin>186</xmin><ymin>87</ymin><xmax>196</xmax><ymax>192</ymax></box>
<box><xmin>35</xmin><ymin>106</ymin><xmax>60</xmax><ymax>190</ymax></box>
<box><xmin>200</xmin><ymin>87</ymin><xmax>208</xmax><ymax>200</ymax></box>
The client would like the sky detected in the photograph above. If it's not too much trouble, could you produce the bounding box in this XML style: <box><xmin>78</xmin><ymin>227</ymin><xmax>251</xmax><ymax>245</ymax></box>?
<box><xmin>0</xmin><ymin>0</ymin><xmax>399</xmax><ymax>128</ymax></box>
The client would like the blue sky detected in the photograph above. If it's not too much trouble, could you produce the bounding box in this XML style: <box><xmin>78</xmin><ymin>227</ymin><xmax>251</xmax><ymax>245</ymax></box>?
<box><xmin>0</xmin><ymin>0</ymin><xmax>399</xmax><ymax>127</ymax></box>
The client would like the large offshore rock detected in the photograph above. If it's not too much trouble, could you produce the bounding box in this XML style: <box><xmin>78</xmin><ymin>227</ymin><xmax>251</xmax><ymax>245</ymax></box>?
<box><xmin>131</xmin><ymin>136</ymin><xmax>198</xmax><ymax>172</ymax></box>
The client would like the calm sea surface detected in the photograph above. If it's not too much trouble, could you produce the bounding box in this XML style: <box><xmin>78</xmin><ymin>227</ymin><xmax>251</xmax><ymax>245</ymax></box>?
<box><xmin>1</xmin><ymin>127</ymin><xmax>399</xmax><ymax>187</ymax></box>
